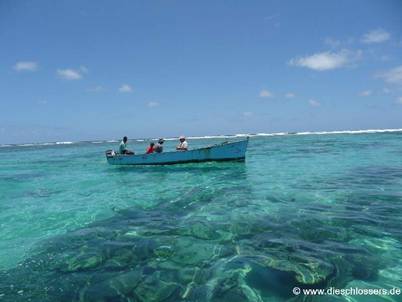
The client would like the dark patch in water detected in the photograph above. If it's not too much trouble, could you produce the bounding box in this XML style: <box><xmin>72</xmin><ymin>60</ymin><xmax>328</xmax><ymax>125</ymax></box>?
<box><xmin>0</xmin><ymin>172</ymin><xmax>44</xmax><ymax>182</ymax></box>
<box><xmin>0</xmin><ymin>186</ymin><xmax>399</xmax><ymax>301</ymax></box>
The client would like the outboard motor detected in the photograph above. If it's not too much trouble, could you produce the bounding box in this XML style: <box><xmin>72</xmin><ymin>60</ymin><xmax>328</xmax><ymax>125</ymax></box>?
<box><xmin>105</xmin><ymin>150</ymin><xmax>116</xmax><ymax>157</ymax></box>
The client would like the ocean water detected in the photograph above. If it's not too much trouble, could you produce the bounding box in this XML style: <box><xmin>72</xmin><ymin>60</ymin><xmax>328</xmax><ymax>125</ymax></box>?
<box><xmin>0</xmin><ymin>131</ymin><xmax>402</xmax><ymax>301</ymax></box>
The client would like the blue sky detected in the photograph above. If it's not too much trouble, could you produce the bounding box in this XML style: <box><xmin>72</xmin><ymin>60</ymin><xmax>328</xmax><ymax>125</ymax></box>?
<box><xmin>1</xmin><ymin>0</ymin><xmax>402</xmax><ymax>144</ymax></box>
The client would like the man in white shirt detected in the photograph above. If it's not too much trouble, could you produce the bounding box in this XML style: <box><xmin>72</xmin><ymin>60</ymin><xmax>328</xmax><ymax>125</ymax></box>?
<box><xmin>176</xmin><ymin>136</ymin><xmax>188</xmax><ymax>151</ymax></box>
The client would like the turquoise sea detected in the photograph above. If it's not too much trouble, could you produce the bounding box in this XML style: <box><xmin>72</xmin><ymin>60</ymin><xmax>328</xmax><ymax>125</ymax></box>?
<box><xmin>1</xmin><ymin>131</ymin><xmax>402</xmax><ymax>301</ymax></box>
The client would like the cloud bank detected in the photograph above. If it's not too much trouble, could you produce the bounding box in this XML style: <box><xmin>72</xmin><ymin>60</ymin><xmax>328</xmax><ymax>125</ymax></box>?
<box><xmin>362</xmin><ymin>29</ymin><xmax>390</xmax><ymax>44</ymax></box>
<box><xmin>378</xmin><ymin>65</ymin><xmax>402</xmax><ymax>86</ymax></box>
<box><xmin>289</xmin><ymin>50</ymin><xmax>361</xmax><ymax>71</ymax></box>
<box><xmin>57</xmin><ymin>68</ymin><xmax>83</xmax><ymax>80</ymax></box>
<box><xmin>14</xmin><ymin>61</ymin><xmax>38</xmax><ymax>72</ymax></box>
<box><xmin>308</xmin><ymin>99</ymin><xmax>321</xmax><ymax>107</ymax></box>
<box><xmin>259</xmin><ymin>89</ymin><xmax>273</xmax><ymax>98</ymax></box>
<box><xmin>118</xmin><ymin>84</ymin><xmax>133</xmax><ymax>93</ymax></box>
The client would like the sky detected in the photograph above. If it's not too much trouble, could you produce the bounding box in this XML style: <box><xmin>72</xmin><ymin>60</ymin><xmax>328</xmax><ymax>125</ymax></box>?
<box><xmin>1</xmin><ymin>0</ymin><xmax>402</xmax><ymax>144</ymax></box>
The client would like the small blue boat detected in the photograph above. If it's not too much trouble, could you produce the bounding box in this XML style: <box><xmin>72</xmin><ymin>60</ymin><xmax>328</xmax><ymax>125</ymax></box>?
<box><xmin>105</xmin><ymin>138</ymin><xmax>249</xmax><ymax>165</ymax></box>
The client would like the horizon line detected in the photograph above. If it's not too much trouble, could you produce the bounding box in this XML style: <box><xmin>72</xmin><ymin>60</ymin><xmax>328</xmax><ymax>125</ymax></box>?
<box><xmin>1</xmin><ymin>127</ymin><xmax>402</xmax><ymax>148</ymax></box>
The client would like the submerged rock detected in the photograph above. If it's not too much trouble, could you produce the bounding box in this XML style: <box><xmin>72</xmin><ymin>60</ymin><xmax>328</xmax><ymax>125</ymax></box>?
<box><xmin>179</xmin><ymin>220</ymin><xmax>221</xmax><ymax>240</ymax></box>
<box><xmin>170</xmin><ymin>238</ymin><xmax>231</xmax><ymax>266</ymax></box>
<box><xmin>1</xmin><ymin>182</ymin><xmax>396</xmax><ymax>302</ymax></box>
<box><xmin>63</xmin><ymin>253</ymin><xmax>104</xmax><ymax>272</ymax></box>
<box><xmin>154</xmin><ymin>245</ymin><xmax>174</xmax><ymax>259</ymax></box>
<box><xmin>134</xmin><ymin>272</ymin><xmax>183</xmax><ymax>302</ymax></box>
<box><xmin>109</xmin><ymin>270</ymin><xmax>143</xmax><ymax>296</ymax></box>
<box><xmin>345</xmin><ymin>253</ymin><xmax>383</xmax><ymax>281</ymax></box>
<box><xmin>210</xmin><ymin>270</ymin><xmax>264</xmax><ymax>302</ymax></box>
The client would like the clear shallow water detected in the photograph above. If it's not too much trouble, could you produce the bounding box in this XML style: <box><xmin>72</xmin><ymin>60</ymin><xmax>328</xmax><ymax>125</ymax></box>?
<box><xmin>0</xmin><ymin>133</ymin><xmax>402</xmax><ymax>301</ymax></box>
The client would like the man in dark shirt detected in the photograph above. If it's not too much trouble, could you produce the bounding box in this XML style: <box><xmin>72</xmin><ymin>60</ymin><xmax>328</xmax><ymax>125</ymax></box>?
<box><xmin>154</xmin><ymin>138</ymin><xmax>164</xmax><ymax>153</ymax></box>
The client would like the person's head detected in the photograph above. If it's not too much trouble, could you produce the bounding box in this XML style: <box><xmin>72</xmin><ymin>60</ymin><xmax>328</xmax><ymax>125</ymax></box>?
<box><xmin>179</xmin><ymin>135</ymin><xmax>186</xmax><ymax>142</ymax></box>
<box><xmin>158</xmin><ymin>138</ymin><xmax>164</xmax><ymax>144</ymax></box>
<box><xmin>150</xmin><ymin>142</ymin><xmax>155</xmax><ymax>147</ymax></box>
<box><xmin>123</xmin><ymin>136</ymin><xmax>128</xmax><ymax>143</ymax></box>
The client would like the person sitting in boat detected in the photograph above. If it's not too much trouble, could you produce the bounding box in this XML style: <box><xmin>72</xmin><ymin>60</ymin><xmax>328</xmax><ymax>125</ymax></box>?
<box><xmin>119</xmin><ymin>136</ymin><xmax>134</xmax><ymax>155</ymax></box>
<box><xmin>154</xmin><ymin>138</ymin><xmax>164</xmax><ymax>153</ymax></box>
<box><xmin>146</xmin><ymin>142</ymin><xmax>155</xmax><ymax>154</ymax></box>
<box><xmin>176</xmin><ymin>136</ymin><xmax>188</xmax><ymax>151</ymax></box>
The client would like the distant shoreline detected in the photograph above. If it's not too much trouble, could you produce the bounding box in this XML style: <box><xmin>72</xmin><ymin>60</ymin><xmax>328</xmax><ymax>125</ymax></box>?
<box><xmin>1</xmin><ymin>128</ymin><xmax>402</xmax><ymax>148</ymax></box>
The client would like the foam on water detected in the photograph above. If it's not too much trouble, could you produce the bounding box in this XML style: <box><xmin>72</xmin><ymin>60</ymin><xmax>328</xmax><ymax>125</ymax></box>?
<box><xmin>294</xmin><ymin>128</ymin><xmax>402</xmax><ymax>135</ymax></box>
<box><xmin>185</xmin><ymin>128</ymin><xmax>402</xmax><ymax>140</ymax></box>
<box><xmin>2</xmin><ymin>128</ymin><xmax>402</xmax><ymax>148</ymax></box>
<box><xmin>55</xmin><ymin>141</ymin><xmax>73</xmax><ymax>145</ymax></box>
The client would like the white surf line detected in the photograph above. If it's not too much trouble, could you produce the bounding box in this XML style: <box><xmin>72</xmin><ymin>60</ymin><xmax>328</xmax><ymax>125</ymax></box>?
<box><xmin>4</xmin><ymin>128</ymin><xmax>402</xmax><ymax>148</ymax></box>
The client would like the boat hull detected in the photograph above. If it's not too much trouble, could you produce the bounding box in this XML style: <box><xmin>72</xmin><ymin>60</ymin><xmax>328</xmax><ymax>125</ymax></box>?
<box><xmin>106</xmin><ymin>139</ymin><xmax>248</xmax><ymax>165</ymax></box>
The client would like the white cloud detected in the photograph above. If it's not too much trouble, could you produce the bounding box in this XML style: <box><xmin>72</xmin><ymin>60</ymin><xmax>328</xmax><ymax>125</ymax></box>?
<box><xmin>359</xmin><ymin>90</ymin><xmax>372</xmax><ymax>97</ymax></box>
<box><xmin>324</xmin><ymin>37</ymin><xmax>354</xmax><ymax>48</ymax></box>
<box><xmin>308</xmin><ymin>99</ymin><xmax>321</xmax><ymax>107</ymax></box>
<box><xmin>147</xmin><ymin>101</ymin><xmax>160</xmax><ymax>108</ymax></box>
<box><xmin>378</xmin><ymin>65</ymin><xmax>402</xmax><ymax>86</ymax></box>
<box><xmin>14</xmin><ymin>61</ymin><xmax>38</xmax><ymax>72</ymax></box>
<box><xmin>57</xmin><ymin>68</ymin><xmax>83</xmax><ymax>80</ymax></box>
<box><xmin>264</xmin><ymin>14</ymin><xmax>279</xmax><ymax>21</ymax></box>
<box><xmin>396</xmin><ymin>97</ymin><xmax>402</xmax><ymax>105</ymax></box>
<box><xmin>118</xmin><ymin>84</ymin><xmax>133</xmax><ymax>93</ymax></box>
<box><xmin>285</xmin><ymin>92</ymin><xmax>295</xmax><ymax>98</ymax></box>
<box><xmin>88</xmin><ymin>85</ymin><xmax>105</xmax><ymax>92</ymax></box>
<box><xmin>242</xmin><ymin>111</ymin><xmax>253</xmax><ymax>118</ymax></box>
<box><xmin>259</xmin><ymin>89</ymin><xmax>273</xmax><ymax>98</ymax></box>
<box><xmin>362</xmin><ymin>29</ymin><xmax>390</xmax><ymax>44</ymax></box>
<box><xmin>289</xmin><ymin>49</ymin><xmax>360</xmax><ymax>71</ymax></box>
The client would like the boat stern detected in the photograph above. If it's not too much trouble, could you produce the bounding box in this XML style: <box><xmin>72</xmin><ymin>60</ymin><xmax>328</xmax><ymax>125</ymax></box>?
<box><xmin>105</xmin><ymin>150</ymin><xmax>117</xmax><ymax>164</ymax></box>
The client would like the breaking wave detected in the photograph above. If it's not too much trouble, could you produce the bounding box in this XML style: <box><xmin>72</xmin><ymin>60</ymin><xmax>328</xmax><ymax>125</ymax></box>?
<box><xmin>1</xmin><ymin>128</ymin><xmax>402</xmax><ymax>148</ymax></box>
